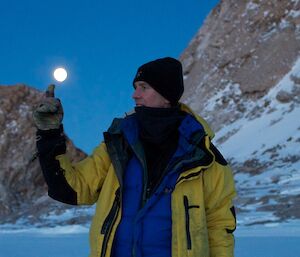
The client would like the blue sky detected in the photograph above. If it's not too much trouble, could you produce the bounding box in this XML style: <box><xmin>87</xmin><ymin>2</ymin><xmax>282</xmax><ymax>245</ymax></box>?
<box><xmin>0</xmin><ymin>0</ymin><xmax>219</xmax><ymax>153</ymax></box>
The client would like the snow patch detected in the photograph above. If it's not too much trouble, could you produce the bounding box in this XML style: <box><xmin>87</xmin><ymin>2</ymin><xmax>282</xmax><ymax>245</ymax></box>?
<box><xmin>259</xmin><ymin>26</ymin><xmax>277</xmax><ymax>42</ymax></box>
<box><xmin>196</xmin><ymin>32</ymin><xmax>212</xmax><ymax>59</ymax></box>
<box><xmin>288</xmin><ymin>9</ymin><xmax>300</xmax><ymax>19</ymax></box>
<box><xmin>5</xmin><ymin>120</ymin><xmax>18</xmax><ymax>134</ymax></box>
<box><xmin>238</xmin><ymin>210</ymin><xmax>279</xmax><ymax>226</ymax></box>
<box><xmin>18</xmin><ymin>103</ymin><xmax>30</xmax><ymax>117</ymax></box>
<box><xmin>40</xmin><ymin>207</ymin><xmax>95</xmax><ymax>223</ymax></box>
<box><xmin>205</xmin><ymin>82</ymin><xmax>241</xmax><ymax>112</ymax></box>
<box><xmin>236</xmin><ymin>219</ymin><xmax>300</xmax><ymax>237</ymax></box>
<box><xmin>246</xmin><ymin>2</ymin><xmax>259</xmax><ymax>11</ymax></box>
<box><xmin>279</xmin><ymin>19</ymin><xmax>292</xmax><ymax>30</ymax></box>
<box><xmin>0</xmin><ymin>224</ymin><xmax>89</xmax><ymax>235</ymax></box>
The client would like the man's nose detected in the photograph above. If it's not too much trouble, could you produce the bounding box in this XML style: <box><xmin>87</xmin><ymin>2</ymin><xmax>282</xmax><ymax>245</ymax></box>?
<box><xmin>132</xmin><ymin>88</ymin><xmax>140</xmax><ymax>99</ymax></box>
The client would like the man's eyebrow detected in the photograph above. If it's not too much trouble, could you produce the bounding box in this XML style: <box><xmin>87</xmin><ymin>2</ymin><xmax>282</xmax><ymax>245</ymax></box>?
<box><xmin>135</xmin><ymin>82</ymin><xmax>148</xmax><ymax>87</ymax></box>
<box><xmin>140</xmin><ymin>82</ymin><xmax>149</xmax><ymax>87</ymax></box>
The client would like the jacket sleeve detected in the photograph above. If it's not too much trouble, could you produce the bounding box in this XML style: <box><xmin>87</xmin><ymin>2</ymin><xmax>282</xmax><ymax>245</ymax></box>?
<box><xmin>203</xmin><ymin>143</ymin><xmax>237</xmax><ymax>257</ymax></box>
<box><xmin>36</xmin><ymin>126</ymin><xmax>111</xmax><ymax>205</ymax></box>
<box><xmin>55</xmin><ymin>142</ymin><xmax>111</xmax><ymax>205</ymax></box>
<box><xmin>36</xmin><ymin>126</ymin><xmax>77</xmax><ymax>205</ymax></box>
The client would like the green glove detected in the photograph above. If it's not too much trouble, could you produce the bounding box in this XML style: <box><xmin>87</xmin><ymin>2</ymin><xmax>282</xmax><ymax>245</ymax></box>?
<box><xmin>32</xmin><ymin>84</ymin><xmax>64</xmax><ymax>130</ymax></box>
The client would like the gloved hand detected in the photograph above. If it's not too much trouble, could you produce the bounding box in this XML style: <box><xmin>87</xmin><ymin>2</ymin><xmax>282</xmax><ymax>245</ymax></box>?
<box><xmin>32</xmin><ymin>84</ymin><xmax>64</xmax><ymax>130</ymax></box>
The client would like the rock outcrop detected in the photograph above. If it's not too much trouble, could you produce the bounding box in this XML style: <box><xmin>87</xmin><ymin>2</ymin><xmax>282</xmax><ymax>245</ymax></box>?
<box><xmin>0</xmin><ymin>84</ymin><xmax>87</xmax><ymax>225</ymax></box>
<box><xmin>181</xmin><ymin>0</ymin><xmax>300</xmax><ymax>131</ymax></box>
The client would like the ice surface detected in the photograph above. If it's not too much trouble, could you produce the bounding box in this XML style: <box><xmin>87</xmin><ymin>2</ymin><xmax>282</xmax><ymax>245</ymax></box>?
<box><xmin>0</xmin><ymin>232</ymin><xmax>89</xmax><ymax>257</ymax></box>
<box><xmin>0</xmin><ymin>223</ymin><xmax>300</xmax><ymax>257</ymax></box>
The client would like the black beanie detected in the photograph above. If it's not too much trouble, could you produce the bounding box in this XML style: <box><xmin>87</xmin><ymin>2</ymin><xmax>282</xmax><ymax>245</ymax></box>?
<box><xmin>133</xmin><ymin>57</ymin><xmax>184</xmax><ymax>105</ymax></box>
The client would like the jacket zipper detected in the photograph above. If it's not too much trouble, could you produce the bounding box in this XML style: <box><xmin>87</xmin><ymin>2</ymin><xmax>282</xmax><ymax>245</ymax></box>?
<box><xmin>100</xmin><ymin>188</ymin><xmax>120</xmax><ymax>257</ymax></box>
<box><xmin>183</xmin><ymin>195</ymin><xmax>192</xmax><ymax>250</ymax></box>
<box><xmin>144</xmin><ymin>156</ymin><xmax>197</xmax><ymax>203</ymax></box>
<box><xmin>134</xmin><ymin>150</ymin><xmax>148</xmax><ymax>208</ymax></box>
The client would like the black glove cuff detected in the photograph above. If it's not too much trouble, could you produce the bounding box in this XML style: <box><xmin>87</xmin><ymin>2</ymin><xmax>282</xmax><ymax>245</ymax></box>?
<box><xmin>36</xmin><ymin>125</ymin><xmax>66</xmax><ymax>156</ymax></box>
<box><xmin>36</xmin><ymin>124</ymin><xmax>64</xmax><ymax>137</ymax></box>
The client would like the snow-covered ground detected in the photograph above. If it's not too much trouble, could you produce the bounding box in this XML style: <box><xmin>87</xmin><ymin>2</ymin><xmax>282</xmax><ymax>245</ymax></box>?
<box><xmin>216</xmin><ymin>57</ymin><xmax>300</xmax><ymax>161</ymax></box>
<box><xmin>211</xmin><ymin>57</ymin><xmax>300</xmax><ymax>226</ymax></box>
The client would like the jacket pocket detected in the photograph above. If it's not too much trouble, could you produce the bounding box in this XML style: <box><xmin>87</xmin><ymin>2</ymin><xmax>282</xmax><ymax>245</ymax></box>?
<box><xmin>183</xmin><ymin>195</ymin><xmax>200</xmax><ymax>250</ymax></box>
<box><xmin>100</xmin><ymin>188</ymin><xmax>120</xmax><ymax>257</ymax></box>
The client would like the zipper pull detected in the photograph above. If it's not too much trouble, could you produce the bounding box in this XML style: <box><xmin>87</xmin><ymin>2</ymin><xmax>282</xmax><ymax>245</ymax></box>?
<box><xmin>146</xmin><ymin>187</ymin><xmax>151</xmax><ymax>199</ymax></box>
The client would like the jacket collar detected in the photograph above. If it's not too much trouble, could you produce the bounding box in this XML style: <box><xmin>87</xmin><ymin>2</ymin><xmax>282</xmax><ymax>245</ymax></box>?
<box><xmin>104</xmin><ymin>107</ymin><xmax>214</xmax><ymax>184</ymax></box>
<box><xmin>120</xmin><ymin>112</ymin><xmax>204</xmax><ymax>152</ymax></box>
<box><xmin>120</xmin><ymin>112</ymin><xmax>213</xmax><ymax>173</ymax></box>
<box><xmin>179</xmin><ymin>102</ymin><xmax>215</xmax><ymax>140</ymax></box>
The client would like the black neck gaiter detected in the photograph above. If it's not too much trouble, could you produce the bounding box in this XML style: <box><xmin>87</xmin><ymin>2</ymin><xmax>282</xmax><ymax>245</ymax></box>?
<box><xmin>135</xmin><ymin>106</ymin><xmax>186</xmax><ymax>195</ymax></box>
<box><xmin>135</xmin><ymin>106</ymin><xmax>184</xmax><ymax>145</ymax></box>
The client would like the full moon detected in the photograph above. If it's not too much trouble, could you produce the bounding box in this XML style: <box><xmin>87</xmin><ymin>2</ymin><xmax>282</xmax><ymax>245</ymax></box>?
<box><xmin>53</xmin><ymin>67</ymin><xmax>68</xmax><ymax>82</ymax></box>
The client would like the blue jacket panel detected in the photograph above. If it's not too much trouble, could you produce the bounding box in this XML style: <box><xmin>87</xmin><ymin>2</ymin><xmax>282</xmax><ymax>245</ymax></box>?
<box><xmin>111</xmin><ymin>156</ymin><xmax>143</xmax><ymax>257</ymax></box>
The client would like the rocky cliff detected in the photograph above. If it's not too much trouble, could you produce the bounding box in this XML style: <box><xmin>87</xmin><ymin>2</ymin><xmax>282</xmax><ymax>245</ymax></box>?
<box><xmin>0</xmin><ymin>84</ymin><xmax>87</xmax><ymax>225</ymax></box>
<box><xmin>181</xmin><ymin>0</ymin><xmax>300</xmax><ymax>130</ymax></box>
<box><xmin>180</xmin><ymin>0</ymin><xmax>300</xmax><ymax>225</ymax></box>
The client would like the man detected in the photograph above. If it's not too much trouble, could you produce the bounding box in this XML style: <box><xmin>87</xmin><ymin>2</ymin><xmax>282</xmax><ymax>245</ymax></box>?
<box><xmin>33</xmin><ymin>57</ymin><xmax>237</xmax><ymax>257</ymax></box>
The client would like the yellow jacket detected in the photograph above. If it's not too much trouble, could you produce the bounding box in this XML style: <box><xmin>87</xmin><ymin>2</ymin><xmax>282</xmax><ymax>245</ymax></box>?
<box><xmin>55</xmin><ymin>104</ymin><xmax>237</xmax><ymax>257</ymax></box>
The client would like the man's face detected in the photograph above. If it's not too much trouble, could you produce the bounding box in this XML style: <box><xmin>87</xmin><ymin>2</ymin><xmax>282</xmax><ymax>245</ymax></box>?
<box><xmin>132</xmin><ymin>81</ymin><xmax>170</xmax><ymax>108</ymax></box>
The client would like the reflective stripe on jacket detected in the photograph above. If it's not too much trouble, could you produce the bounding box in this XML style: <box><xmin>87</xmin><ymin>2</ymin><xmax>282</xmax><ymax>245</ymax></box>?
<box><xmin>56</xmin><ymin>103</ymin><xmax>237</xmax><ymax>257</ymax></box>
